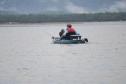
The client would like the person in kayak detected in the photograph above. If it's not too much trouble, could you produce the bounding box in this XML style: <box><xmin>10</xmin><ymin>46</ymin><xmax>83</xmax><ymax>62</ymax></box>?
<box><xmin>60</xmin><ymin>24</ymin><xmax>77</xmax><ymax>40</ymax></box>
<box><xmin>66</xmin><ymin>24</ymin><xmax>76</xmax><ymax>36</ymax></box>
<box><xmin>59</xmin><ymin>29</ymin><xmax>65</xmax><ymax>37</ymax></box>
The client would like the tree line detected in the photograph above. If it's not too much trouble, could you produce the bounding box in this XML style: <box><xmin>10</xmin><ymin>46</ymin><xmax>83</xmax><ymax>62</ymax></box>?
<box><xmin>0</xmin><ymin>12</ymin><xmax>126</xmax><ymax>23</ymax></box>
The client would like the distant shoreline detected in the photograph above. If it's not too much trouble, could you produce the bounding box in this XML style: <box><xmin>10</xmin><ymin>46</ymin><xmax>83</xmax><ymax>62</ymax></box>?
<box><xmin>0</xmin><ymin>12</ymin><xmax>126</xmax><ymax>23</ymax></box>
<box><xmin>0</xmin><ymin>21</ymin><xmax>126</xmax><ymax>26</ymax></box>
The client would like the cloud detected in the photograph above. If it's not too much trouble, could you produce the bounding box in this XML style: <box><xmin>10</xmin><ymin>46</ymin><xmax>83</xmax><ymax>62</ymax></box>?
<box><xmin>65</xmin><ymin>2</ymin><xmax>89</xmax><ymax>13</ymax></box>
<box><xmin>0</xmin><ymin>0</ymin><xmax>126</xmax><ymax>14</ymax></box>
<box><xmin>109</xmin><ymin>1</ymin><xmax>126</xmax><ymax>12</ymax></box>
<box><xmin>0</xmin><ymin>0</ymin><xmax>6</xmax><ymax>5</ymax></box>
<box><xmin>100</xmin><ymin>1</ymin><xmax>126</xmax><ymax>12</ymax></box>
<box><xmin>0</xmin><ymin>6</ymin><xmax>17</xmax><ymax>12</ymax></box>
<box><xmin>45</xmin><ymin>7</ymin><xmax>59</xmax><ymax>12</ymax></box>
<box><xmin>51</xmin><ymin>0</ymin><xmax>60</xmax><ymax>3</ymax></box>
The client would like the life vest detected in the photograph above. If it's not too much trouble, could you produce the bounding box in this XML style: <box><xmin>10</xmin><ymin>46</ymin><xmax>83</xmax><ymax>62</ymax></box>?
<box><xmin>67</xmin><ymin>27</ymin><xmax>76</xmax><ymax>33</ymax></box>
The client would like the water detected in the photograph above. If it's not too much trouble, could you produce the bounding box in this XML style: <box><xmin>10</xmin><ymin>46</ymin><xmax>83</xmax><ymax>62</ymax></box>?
<box><xmin>0</xmin><ymin>22</ymin><xmax>126</xmax><ymax>84</ymax></box>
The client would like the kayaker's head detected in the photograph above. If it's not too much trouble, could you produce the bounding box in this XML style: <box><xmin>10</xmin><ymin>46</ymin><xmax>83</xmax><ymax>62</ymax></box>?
<box><xmin>61</xmin><ymin>29</ymin><xmax>65</xmax><ymax>33</ymax></box>
<box><xmin>67</xmin><ymin>24</ymin><xmax>72</xmax><ymax>28</ymax></box>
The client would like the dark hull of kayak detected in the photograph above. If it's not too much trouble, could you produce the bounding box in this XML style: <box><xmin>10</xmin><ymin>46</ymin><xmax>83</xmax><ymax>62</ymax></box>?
<box><xmin>52</xmin><ymin>37</ymin><xmax>88</xmax><ymax>44</ymax></box>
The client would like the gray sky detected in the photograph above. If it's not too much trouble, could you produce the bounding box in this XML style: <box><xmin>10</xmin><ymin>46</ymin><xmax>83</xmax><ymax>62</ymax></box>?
<box><xmin>0</xmin><ymin>0</ymin><xmax>126</xmax><ymax>14</ymax></box>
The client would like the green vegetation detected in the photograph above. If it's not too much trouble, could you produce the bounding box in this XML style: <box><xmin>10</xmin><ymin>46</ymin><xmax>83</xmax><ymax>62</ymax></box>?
<box><xmin>0</xmin><ymin>12</ymin><xmax>126</xmax><ymax>23</ymax></box>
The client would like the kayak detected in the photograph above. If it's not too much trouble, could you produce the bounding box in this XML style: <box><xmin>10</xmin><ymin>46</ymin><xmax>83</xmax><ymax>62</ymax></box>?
<box><xmin>52</xmin><ymin>35</ymin><xmax>88</xmax><ymax>44</ymax></box>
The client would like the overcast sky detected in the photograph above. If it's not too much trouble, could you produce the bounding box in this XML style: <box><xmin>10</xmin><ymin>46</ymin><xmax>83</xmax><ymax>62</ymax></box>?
<box><xmin>0</xmin><ymin>0</ymin><xmax>126</xmax><ymax>14</ymax></box>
